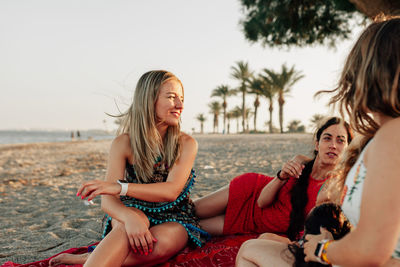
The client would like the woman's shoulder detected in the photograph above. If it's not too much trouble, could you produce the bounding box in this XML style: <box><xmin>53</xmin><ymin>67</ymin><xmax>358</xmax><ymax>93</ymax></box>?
<box><xmin>110</xmin><ymin>133</ymin><xmax>133</xmax><ymax>158</ymax></box>
<box><xmin>179</xmin><ymin>132</ymin><xmax>198</xmax><ymax>148</ymax></box>
<box><xmin>112</xmin><ymin>133</ymin><xmax>131</xmax><ymax>146</ymax></box>
<box><xmin>365</xmin><ymin>117</ymin><xmax>400</xmax><ymax>166</ymax></box>
<box><xmin>372</xmin><ymin>117</ymin><xmax>400</xmax><ymax>147</ymax></box>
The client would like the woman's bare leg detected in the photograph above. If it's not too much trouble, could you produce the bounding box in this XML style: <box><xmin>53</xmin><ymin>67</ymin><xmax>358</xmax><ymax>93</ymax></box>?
<box><xmin>50</xmin><ymin>208</ymin><xmax>149</xmax><ymax>267</ymax></box>
<box><xmin>122</xmin><ymin>222</ymin><xmax>188</xmax><ymax>266</ymax></box>
<box><xmin>199</xmin><ymin>214</ymin><xmax>225</xmax><ymax>236</ymax></box>
<box><xmin>193</xmin><ymin>185</ymin><xmax>229</xmax><ymax>236</ymax></box>
<box><xmin>83</xmin><ymin>221</ymin><xmax>188</xmax><ymax>267</ymax></box>
<box><xmin>193</xmin><ymin>185</ymin><xmax>229</xmax><ymax>218</ymax></box>
<box><xmin>236</xmin><ymin>239</ymin><xmax>293</xmax><ymax>267</ymax></box>
<box><xmin>83</xmin><ymin>220</ymin><xmax>130</xmax><ymax>267</ymax></box>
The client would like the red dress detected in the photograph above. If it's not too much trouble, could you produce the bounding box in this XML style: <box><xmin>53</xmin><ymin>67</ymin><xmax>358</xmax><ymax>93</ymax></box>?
<box><xmin>223</xmin><ymin>173</ymin><xmax>327</xmax><ymax>236</ymax></box>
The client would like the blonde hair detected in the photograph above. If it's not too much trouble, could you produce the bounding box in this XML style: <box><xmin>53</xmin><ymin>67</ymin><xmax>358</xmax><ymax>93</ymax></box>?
<box><xmin>117</xmin><ymin>70</ymin><xmax>183</xmax><ymax>183</ymax></box>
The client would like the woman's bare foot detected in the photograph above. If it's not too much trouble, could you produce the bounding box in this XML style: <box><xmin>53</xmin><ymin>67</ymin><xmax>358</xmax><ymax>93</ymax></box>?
<box><xmin>49</xmin><ymin>252</ymin><xmax>89</xmax><ymax>266</ymax></box>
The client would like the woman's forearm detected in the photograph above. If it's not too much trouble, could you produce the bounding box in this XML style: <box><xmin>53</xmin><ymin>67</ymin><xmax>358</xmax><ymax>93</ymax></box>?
<box><xmin>101</xmin><ymin>195</ymin><xmax>145</xmax><ymax>225</ymax></box>
<box><xmin>257</xmin><ymin>177</ymin><xmax>287</xmax><ymax>208</ymax></box>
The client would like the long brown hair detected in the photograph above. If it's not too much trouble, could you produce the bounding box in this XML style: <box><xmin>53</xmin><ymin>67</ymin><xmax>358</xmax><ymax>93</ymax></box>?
<box><xmin>316</xmin><ymin>17</ymin><xmax>400</xmax><ymax>201</ymax></box>
<box><xmin>321</xmin><ymin>17</ymin><xmax>400</xmax><ymax>138</ymax></box>
<box><xmin>286</xmin><ymin>117</ymin><xmax>353</xmax><ymax>240</ymax></box>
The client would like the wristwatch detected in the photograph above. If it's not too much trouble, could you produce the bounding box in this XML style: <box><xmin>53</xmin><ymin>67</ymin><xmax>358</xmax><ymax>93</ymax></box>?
<box><xmin>314</xmin><ymin>239</ymin><xmax>331</xmax><ymax>265</ymax></box>
<box><xmin>117</xmin><ymin>179</ymin><xmax>129</xmax><ymax>196</ymax></box>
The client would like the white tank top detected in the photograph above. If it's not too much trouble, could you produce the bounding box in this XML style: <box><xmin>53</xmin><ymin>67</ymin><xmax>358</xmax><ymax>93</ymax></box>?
<box><xmin>341</xmin><ymin>139</ymin><xmax>400</xmax><ymax>259</ymax></box>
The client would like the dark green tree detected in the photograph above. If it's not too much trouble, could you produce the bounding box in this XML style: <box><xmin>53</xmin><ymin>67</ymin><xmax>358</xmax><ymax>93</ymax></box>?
<box><xmin>239</xmin><ymin>0</ymin><xmax>365</xmax><ymax>47</ymax></box>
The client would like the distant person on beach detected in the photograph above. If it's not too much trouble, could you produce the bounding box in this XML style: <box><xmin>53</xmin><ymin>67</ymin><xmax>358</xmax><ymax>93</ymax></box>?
<box><xmin>236</xmin><ymin>17</ymin><xmax>400</xmax><ymax>267</ymax></box>
<box><xmin>50</xmin><ymin>70</ymin><xmax>208</xmax><ymax>266</ymax></box>
<box><xmin>194</xmin><ymin>117</ymin><xmax>353</xmax><ymax>241</ymax></box>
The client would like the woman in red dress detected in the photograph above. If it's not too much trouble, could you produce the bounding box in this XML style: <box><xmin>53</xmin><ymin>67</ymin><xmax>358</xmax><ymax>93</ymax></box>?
<box><xmin>194</xmin><ymin>117</ymin><xmax>353</xmax><ymax>241</ymax></box>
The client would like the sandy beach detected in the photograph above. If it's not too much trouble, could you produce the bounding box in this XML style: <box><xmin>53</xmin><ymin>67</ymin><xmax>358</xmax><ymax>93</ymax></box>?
<box><xmin>0</xmin><ymin>134</ymin><xmax>312</xmax><ymax>264</ymax></box>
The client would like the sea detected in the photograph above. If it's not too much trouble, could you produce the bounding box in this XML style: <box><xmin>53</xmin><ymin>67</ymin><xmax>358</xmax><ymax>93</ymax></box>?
<box><xmin>0</xmin><ymin>130</ymin><xmax>115</xmax><ymax>145</ymax></box>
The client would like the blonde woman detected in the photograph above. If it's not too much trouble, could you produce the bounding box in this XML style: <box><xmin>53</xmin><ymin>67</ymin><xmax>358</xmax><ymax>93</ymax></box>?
<box><xmin>50</xmin><ymin>70</ymin><xmax>208</xmax><ymax>267</ymax></box>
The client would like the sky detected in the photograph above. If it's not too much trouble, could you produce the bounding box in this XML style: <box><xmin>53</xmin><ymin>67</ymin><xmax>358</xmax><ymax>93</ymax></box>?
<box><xmin>0</xmin><ymin>0</ymin><xmax>364</xmax><ymax>133</ymax></box>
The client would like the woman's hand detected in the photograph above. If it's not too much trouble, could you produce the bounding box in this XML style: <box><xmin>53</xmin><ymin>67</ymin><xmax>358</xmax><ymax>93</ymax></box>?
<box><xmin>124</xmin><ymin>213</ymin><xmax>157</xmax><ymax>255</ymax></box>
<box><xmin>303</xmin><ymin>228</ymin><xmax>333</xmax><ymax>263</ymax></box>
<box><xmin>77</xmin><ymin>180</ymin><xmax>121</xmax><ymax>201</ymax></box>
<box><xmin>280</xmin><ymin>155</ymin><xmax>307</xmax><ymax>179</ymax></box>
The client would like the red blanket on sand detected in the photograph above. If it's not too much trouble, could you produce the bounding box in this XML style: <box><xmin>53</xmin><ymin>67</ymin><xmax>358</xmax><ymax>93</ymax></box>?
<box><xmin>1</xmin><ymin>234</ymin><xmax>257</xmax><ymax>267</ymax></box>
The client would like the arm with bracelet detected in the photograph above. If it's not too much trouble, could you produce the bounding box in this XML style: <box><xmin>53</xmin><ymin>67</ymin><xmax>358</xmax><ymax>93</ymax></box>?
<box><xmin>257</xmin><ymin>155</ymin><xmax>306</xmax><ymax>208</ymax></box>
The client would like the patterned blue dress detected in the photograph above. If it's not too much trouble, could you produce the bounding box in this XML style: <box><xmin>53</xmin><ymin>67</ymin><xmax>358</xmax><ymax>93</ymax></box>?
<box><xmin>102</xmin><ymin>159</ymin><xmax>209</xmax><ymax>247</ymax></box>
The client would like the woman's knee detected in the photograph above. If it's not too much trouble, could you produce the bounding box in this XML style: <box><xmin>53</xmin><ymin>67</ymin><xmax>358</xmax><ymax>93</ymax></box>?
<box><xmin>151</xmin><ymin>223</ymin><xmax>188</xmax><ymax>256</ymax></box>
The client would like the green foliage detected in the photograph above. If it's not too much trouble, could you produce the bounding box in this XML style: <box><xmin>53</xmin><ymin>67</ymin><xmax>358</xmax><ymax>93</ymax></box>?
<box><xmin>287</xmin><ymin>119</ymin><xmax>306</xmax><ymax>133</ymax></box>
<box><xmin>309</xmin><ymin>114</ymin><xmax>326</xmax><ymax>130</ymax></box>
<box><xmin>239</xmin><ymin>0</ymin><xmax>363</xmax><ymax>47</ymax></box>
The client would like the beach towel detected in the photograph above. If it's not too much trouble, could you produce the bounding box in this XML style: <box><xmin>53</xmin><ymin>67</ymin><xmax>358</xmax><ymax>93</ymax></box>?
<box><xmin>1</xmin><ymin>234</ymin><xmax>257</xmax><ymax>267</ymax></box>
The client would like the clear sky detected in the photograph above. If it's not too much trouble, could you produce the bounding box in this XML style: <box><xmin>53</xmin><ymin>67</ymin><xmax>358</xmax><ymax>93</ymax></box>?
<box><xmin>0</xmin><ymin>0</ymin><xmax>364</xmax><ymax>133</ymax></box>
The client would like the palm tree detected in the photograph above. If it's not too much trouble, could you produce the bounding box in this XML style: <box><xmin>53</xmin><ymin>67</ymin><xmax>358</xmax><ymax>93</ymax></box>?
<box><xmin>310</xmin><ymin>114</ymin><xmax>325</xmax><ymax>131</ymax></box>
<box><xmin>263</xmin><ymin>64</ymin><xmax>304</xmax><ymax>133</ymax></box>
<box><xmin>211</xmin><ymin>84</ymin><xmax>235</xmax><ymax>134</ymax></box>
<box><xmin>209</xmin><ymin>101</ymin><xmax>221</xmax><ymax>133</ymax></box>
<box><xmin>287</xmin><ymin>120</ymin><xmax>305</xmax><ymax>133</ymax></box>
<box><xmin>196</xmin><ymin>114</ymin><xmax>206</xmax><ymax>134</ymax></box>
<box><xmin>258</xmin><ymin>72</ymin><xmax>277</xmax><ymax>133</ymax></box>
<box><xmin>226</xmin><ymin>111</ymin><xmax>232</xmax><ymax>134</ymax></box>
<box><xmin>231</xmin><ymin>106</ymin><xmax>242</xmax><ymax>133</ymax></box>
<box><xmin>231</xmin><ymin>61</ymin><xmax>253</xmax><ymax>133</ymax></box>
<box><xmin>248</xmin><ymin>76</ymin><xmax>264</xmax><ymax>132</ymax></box>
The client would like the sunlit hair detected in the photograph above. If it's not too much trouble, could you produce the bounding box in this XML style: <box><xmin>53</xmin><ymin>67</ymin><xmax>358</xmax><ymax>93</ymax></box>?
<box><xmin>116</xmin><ymin>70</ymin><xmax>183</xmax><ymax>183</ymax></box>
<box><xmin>320</xmin><ymin>17</ymin><xmax>400</xmax><ymax>138</ymax></box>
<box><xmin>316</xmin><ymin>17</ymin><xmax>400</xmax><ymax>202</ymax></box>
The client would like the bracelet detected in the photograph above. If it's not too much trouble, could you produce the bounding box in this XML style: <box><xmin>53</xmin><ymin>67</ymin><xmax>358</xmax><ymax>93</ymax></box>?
<box><xmin>117</xmin><ymin>180</ymin><xmax>129</xmax><ymax>196</ymax></box>
<box><xmin>276</xmin><ymin>170</ymin><xmax>289</xmax><ymax>181</ymax></box>
<box><xmin>320</xmin><ymin>240</ymin><xmax>333</xmax><ymax>265</ymax></box>
<box><xmin>314</xmin><ymin>239</ymin><xmax>332</xmax><ymax>265</ymax></box>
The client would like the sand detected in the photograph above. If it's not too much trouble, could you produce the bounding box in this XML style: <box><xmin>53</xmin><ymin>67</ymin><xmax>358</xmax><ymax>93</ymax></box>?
<box><xmin>0</xmin><ymin>133</ymin><xmax>312</xmax><ymax>264</ymax></box>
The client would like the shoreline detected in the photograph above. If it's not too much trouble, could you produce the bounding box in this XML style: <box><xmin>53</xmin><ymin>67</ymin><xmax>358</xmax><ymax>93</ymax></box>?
<box><xmin>0</xmin><ymin>134</ymin><xmax>312</xmax><ymax>264</ymax></box>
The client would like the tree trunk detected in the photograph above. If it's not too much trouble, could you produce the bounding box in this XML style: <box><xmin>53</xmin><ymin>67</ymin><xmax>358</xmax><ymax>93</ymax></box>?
<box><xmin>242</xmin><ymin>89</ymin><xmax>246</xmax><ymax>133</ymax></box>
<box><xmin>227</xmin><ymin>119</ymin><xmax>231</xmax><ymax>134</ymax></box>
<box><xmin>237</xmin><ymin>118</ymin><xmax>239</xmax><ymax>133</ymax></box>
<box><xmin>254</xmin><ymin>96</ymin><xmax>259</xmax><ymax>132</ymax></box>
<box><xmin>200</xmin><ymin>122</ymin><xmax>204</xmax><ymax>134</ymax></box>
<box><xmin>223</xmin><ymin>101</ymin><xmax>227</xmax><ymax>134</ymax></box>
<box><xmin>349</xmin><ymin>0</ymin><xmax>400</xmax><ymax>18</ymax></box>
<box><xmin>269</xmin><ymin>102</ymin><xmax>273</xmax><ymax>133</ymax></box>
<box><xmin>254</xmin><ymin>107</ymin><xmax>257</xmax><ymax>132</ymax></box>
<box><xmin>278</xmin><ymin>92</ymin><xmax>285</xmax><ymax>133</ymax></box>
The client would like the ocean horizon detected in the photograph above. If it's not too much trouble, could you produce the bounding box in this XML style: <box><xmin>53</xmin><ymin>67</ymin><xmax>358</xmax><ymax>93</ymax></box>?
<box><xmin>0</xmin><ymin>130</ymin><xmax>115</xmax><ymax>145</ymax></box>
